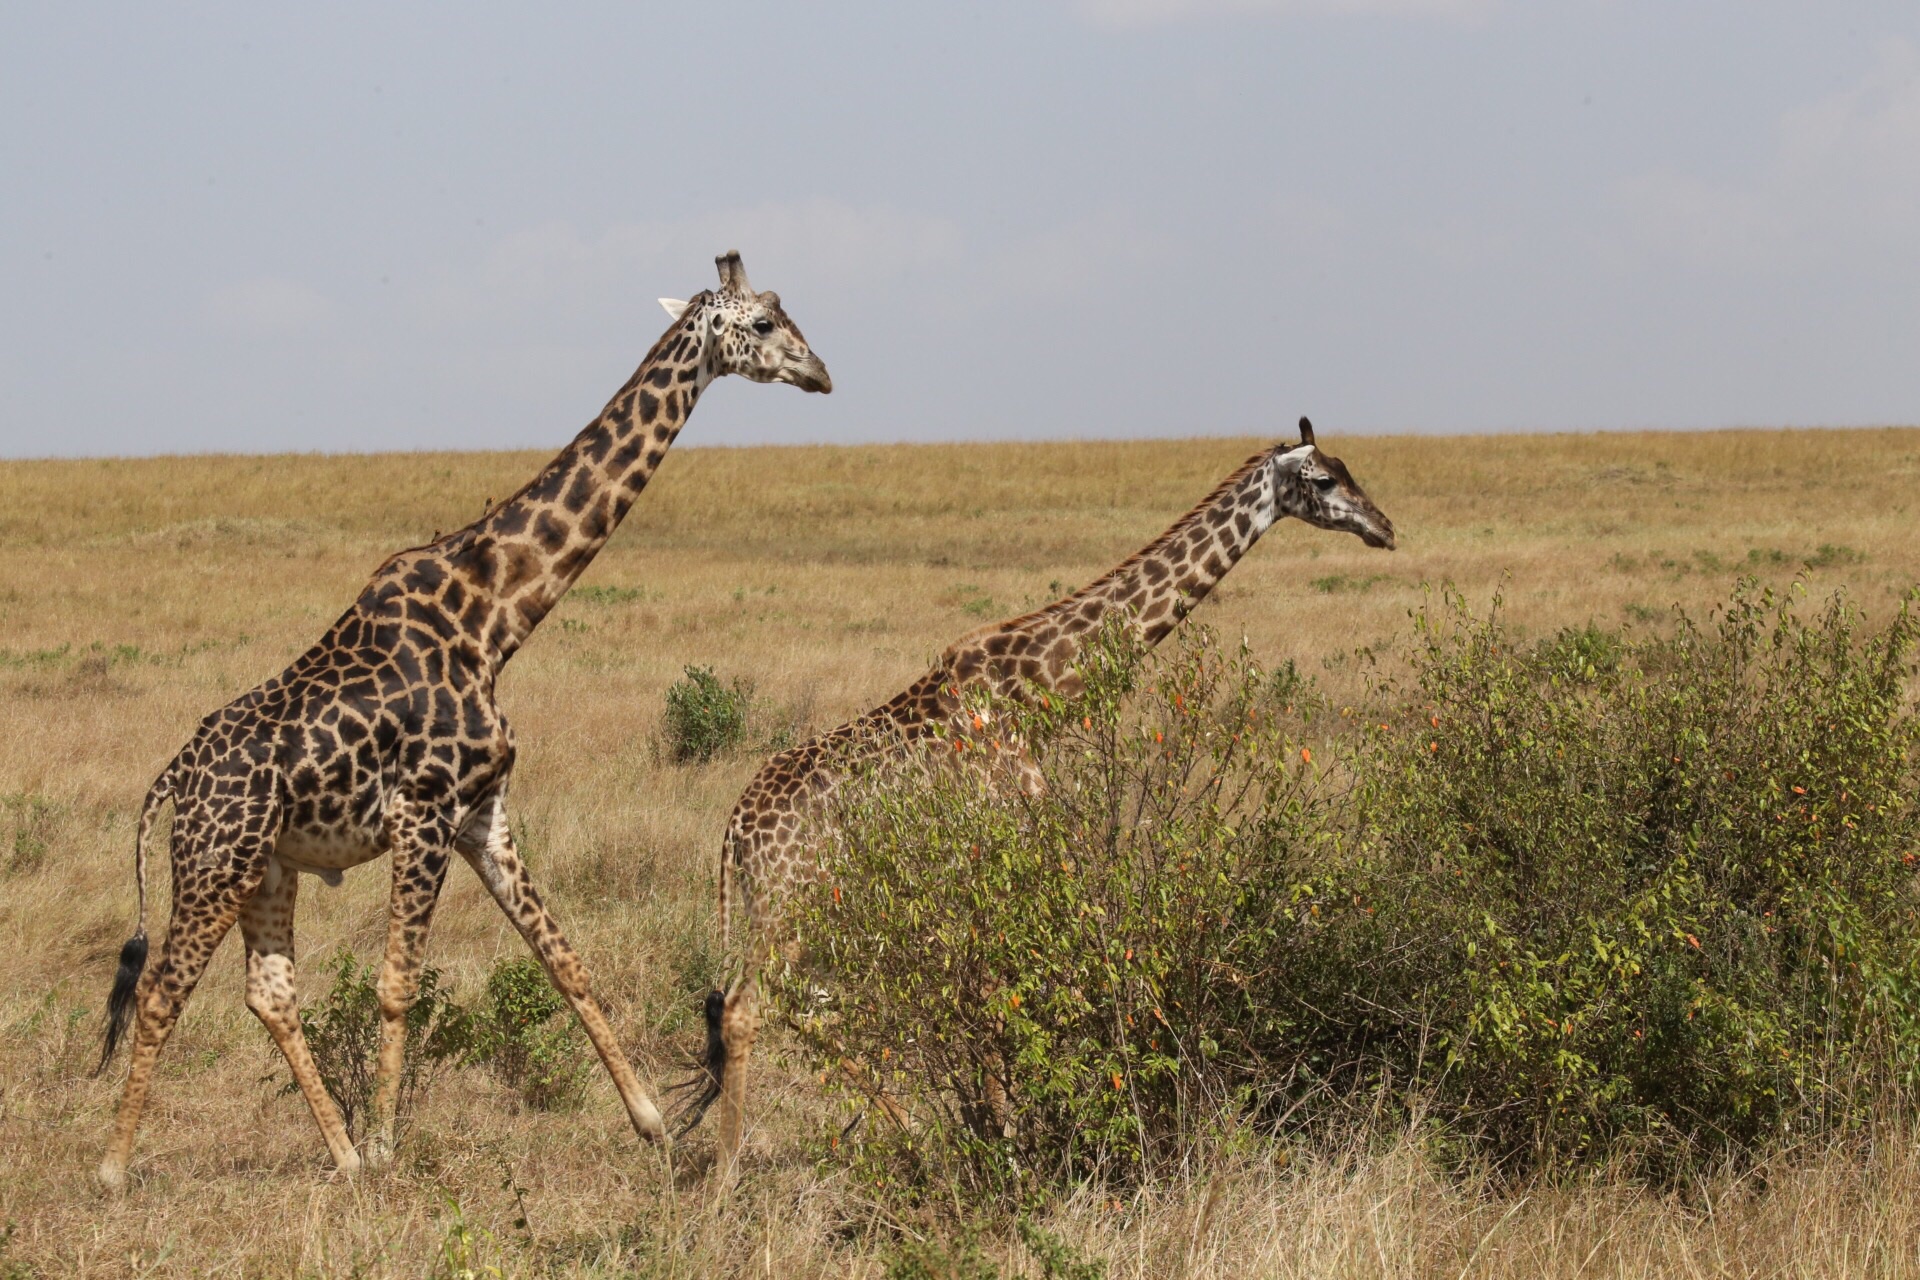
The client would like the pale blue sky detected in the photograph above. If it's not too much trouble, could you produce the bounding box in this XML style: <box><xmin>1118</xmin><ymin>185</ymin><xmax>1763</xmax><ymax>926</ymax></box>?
<box><xmin>3</xmin><ymin>2</ymin><xmax>1917</xmax><ymax>457</ymax></box>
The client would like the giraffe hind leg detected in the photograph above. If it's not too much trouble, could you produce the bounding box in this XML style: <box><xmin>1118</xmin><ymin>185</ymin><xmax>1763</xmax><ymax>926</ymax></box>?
<box><xmin>456</xmin><ymin>796</ymin><xmax>668</xmax><ymax>1146</ymax></box>
<box><xmin>713</xmin><ymin>973</ymin><xmax>762</xmax><ymax>1182</ymax></box>
<box><xmin>241</xmin><ymin>858</ymin><xmax>359</xmax><ymax>1175</ymax></box>
<box><xmin>98</xmin><ymin>795</ymin><xmax>275</xmax><ymax>1191</ymax></box>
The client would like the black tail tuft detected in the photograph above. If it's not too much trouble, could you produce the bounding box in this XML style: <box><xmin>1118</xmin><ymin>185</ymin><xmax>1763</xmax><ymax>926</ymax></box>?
<box><xmin>665</xmin><ymin>988</ymin><xmax>729</xmax><ymax>1138</ymax></box>
<box><xmin>94</xmin><ymin>929</ymin><xmax>148</xmax><ymax>1077</ymax></box>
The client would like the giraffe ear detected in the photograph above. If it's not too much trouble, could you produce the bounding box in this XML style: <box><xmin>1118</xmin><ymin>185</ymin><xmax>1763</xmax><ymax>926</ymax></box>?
<box><xmin>658</xmin><ymin>298</ymin><xmax>691</xmax><ymax>321</ymax></box>
<box><xmin>1298</xmin><ymin>416</ymin><xmax>1316</xmax><ymax>448</ymax></box>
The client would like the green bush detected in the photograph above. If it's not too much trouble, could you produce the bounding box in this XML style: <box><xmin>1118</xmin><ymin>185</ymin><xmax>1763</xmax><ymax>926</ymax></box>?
<box><xmin>1326</xmin><ymin>583</ymin><xmax>1920</xmax><ymax>1172</ymax></box>
<box><xmin>465</xmin><ymin>956</ymin><xmax>590</xmax><ymax>1112</ymax></box>
<box><xmin>777</xmin><ymin>584</ymin><xmax>1920</xmax><ymax>1200</ymax></box>
<box><xmin>282</xmin><ymin>951</ymin><xmax>589</xmax><ymax>1132</ymax></box>
<box><xmin>662</xmin><ymin>665</ymin><xmax>755</xmax><ymax>764</ymax></box>
<box><xmin>283</xmin><ymin>948</ymin><xmax>470</xmax><ymax>1138</ymax></box>
<box><xmin>777</xmin><ymin>624</ymin><xmax>1335</xmax><ymax>1197</ymax></box>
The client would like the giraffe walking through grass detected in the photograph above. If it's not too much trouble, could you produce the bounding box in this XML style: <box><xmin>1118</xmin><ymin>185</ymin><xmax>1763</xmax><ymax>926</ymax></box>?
<box><xmin>94</xmin><ymin>252</ymin><xmax>831</xmax><ymax>1191</ymax></box>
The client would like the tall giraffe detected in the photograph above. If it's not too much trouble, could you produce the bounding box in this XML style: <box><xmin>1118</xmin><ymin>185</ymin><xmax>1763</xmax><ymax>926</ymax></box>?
<box><xmin>674</xmin><ymin>421</ymin><xmax>1396</xmax><ymax>1171</ymax></box>
<box><xmin>93</xmin><ymin>252</ymin><xmax>830</xmax><ymax>1191</ymax></box>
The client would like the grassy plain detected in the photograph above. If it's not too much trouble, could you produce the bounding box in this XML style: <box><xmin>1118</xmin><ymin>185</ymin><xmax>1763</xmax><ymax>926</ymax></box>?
<box><xmin>2</xmin><ymin>427</ymin><xmax>1920</xmax><ymax>1277</ymax></box>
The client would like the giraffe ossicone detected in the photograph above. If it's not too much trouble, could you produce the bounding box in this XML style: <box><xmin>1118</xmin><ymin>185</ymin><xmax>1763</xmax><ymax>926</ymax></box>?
<box><xmin>93</xmin><ymin>251</ymin><xmax>829</xmax><ymax>1192</ymax></box>
<box><xmin>671</xmin><ymin>422</ymin><xmax>1396</xmax><ymax>1175</ymax></box>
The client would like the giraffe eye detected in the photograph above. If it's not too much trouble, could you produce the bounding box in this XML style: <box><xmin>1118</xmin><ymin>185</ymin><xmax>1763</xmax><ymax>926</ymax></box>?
<box><xmin>751</xmin><ymin>318</ymin><xmax>775</xmax><ymax>336</ymax></box>
<box><xmin>1313</xmin><ymin>475</ymin><xmax>1337</xmax><ymax>490</ymax></box>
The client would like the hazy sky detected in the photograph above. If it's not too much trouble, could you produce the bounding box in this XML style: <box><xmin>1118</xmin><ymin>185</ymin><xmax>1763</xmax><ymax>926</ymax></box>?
<box><xmin>4</xmin><ymin>2</ymin><xmax>1918</xmax><ymax>457</ymax></box>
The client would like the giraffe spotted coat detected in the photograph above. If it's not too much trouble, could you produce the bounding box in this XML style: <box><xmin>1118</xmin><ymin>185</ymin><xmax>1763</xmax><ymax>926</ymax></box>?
<box><xmin>94</xmin><ymin>252</ymin><xmax>830</xmax><ymax>1191</ymax></box>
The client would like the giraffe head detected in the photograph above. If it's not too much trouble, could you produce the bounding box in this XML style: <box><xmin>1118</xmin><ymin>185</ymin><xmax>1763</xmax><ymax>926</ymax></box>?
<box><xmin>1269</xmin><ymin>417</ymin><xmax>1396</xmax><ymax>549</ymax></box>
<box><xmin>658</xmin><ymin>251</ymin><xmax>832</xmax><ymax>393</ymax></box>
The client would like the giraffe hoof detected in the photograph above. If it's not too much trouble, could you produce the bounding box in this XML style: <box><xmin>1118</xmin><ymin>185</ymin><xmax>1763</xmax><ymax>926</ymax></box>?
<box><xmin>334</xmin><ymin>1149</ymin><xmax>364</xmax><ymax>1178</ymax></box>
<box><xmin>97</xmin><ymin>1161</ymin><xmax>129</xmax><ymax>1195</ymax></box>
<box><xmin>362</xmin><ymin>1136</ymin><xmax>394</xmax><ymax>1170</ymax></box>
<box><xmin>633</xmin><ymin>1109</ymin><xmax>670</xmax><ymax>1146</ymax></box>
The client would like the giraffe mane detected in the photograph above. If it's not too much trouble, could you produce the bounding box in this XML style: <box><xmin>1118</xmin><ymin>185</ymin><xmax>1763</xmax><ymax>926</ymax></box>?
<box><xmin>941</xmin><ymin>445</ymin><xmax>1276</xmax><ymax>656</ymax></box>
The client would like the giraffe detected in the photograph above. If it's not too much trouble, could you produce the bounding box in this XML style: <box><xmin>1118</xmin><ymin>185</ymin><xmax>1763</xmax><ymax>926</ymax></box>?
<box><xmin>92</xmin><ymin>251</ymin><xmax>830</xmax><ymax>1192</ymax></box>
<box><xmin>672</xmin><ymin>420</ymin><xmax>1396</xmax><ymax>1173</ymax></box>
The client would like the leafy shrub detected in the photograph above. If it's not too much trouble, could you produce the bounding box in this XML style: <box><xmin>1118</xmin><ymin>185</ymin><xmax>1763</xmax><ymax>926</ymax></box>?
<box><xmin>1328</xmin><ymin>583</ymin><xmax>1920</xmax><ymax>1172</ymax></box>
<box><xmin>662</xmin><ymin>665</ymin><xmax>755</xmax><ymax>763</ymax></box>
<box><xmin>282</xmin><ymin>951</ymin><xmax>589</xmax><ymax>1132</ymax></box>
<box><xmin>777</xmin><ymin>624</ymin><xmax>1334</xmax><ymax>1197</ymax></box>
<box><xmin>466</xmin><ymin>956</ymin><xmax>590</xmax><ymax>1111</ymax></box>
<box><xmin>285</xmin><ymin>948</ymin><xmax>470</xmax><ymax>1138</ymax></box>
<box><xmin>778</xmin><ymin>583</ymin><xmax>1920</xmax><ymax>1199</ymax></box>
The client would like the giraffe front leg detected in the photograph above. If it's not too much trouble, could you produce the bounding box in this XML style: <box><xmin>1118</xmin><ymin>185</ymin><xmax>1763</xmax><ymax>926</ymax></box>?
<box><xmin>241</xmin><ymin>858</ymin><xmax>359</xmax><ymax>1176</ymax></box>
<box><xmin>456</xmin><ymin>796</ymin><xmax>668</xmax><ymax>1147</ymax></box>
<box><xmin>364</xmin><ymin>801</ymin><xmax>456</xmax><ymax>1169</ymax></box>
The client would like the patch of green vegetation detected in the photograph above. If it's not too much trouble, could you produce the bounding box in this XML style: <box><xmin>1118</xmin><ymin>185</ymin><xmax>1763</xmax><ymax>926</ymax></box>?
<box><xmin>571</xmin><ymin>583</ymin><xmax>656</xmax><ymax>606</ymax></box>
<box><xmin>955</xmin><ymin>584</ymin><xmax>999</xmax><ymax>618</ymax></box>
<box><xmin>0</xmin><ymin>644</ymin><xmax>73</xmax><ymax>669</ymax></box>
<box><xmin>662</xmin><ymin>665</ymin><xmax>754</xmax><ymax>763</ymax></box>
<box><xmin>1</xmin><ymin>792</ymin><xmax>62</xmax><ymax>875</ymax></box>
<box><xmin>286</xmin><ymin>951</ymin><xmax>590</xmax><ymax>1139</ymax></box>
<box><xmin>1532</xmin><ymin>621</ymin><xmax>1624</xmax><ymax>682</ymax></box>
<box><xmin>1310</xmin><ymin>572</ymin><xmax>1394</xmax><ymax>594</ymax></box>
<box><xmin>282</xmin><ymin>949</ymin><xmax>469</xmax><ymax>1139</ymax></box>
<box><xmin>1809</xmin><ymin>542</ymin><xmax>1866</xmax><ymax>568</ymax></box>
<box><xmin>785</xmin><ymin>585</ymin><xmax>1920</xmax><ymax>1201</ymax></box>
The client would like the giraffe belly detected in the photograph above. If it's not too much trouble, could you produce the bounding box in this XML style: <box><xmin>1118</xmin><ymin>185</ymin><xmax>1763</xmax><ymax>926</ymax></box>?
<box><xmin>272</xmin><ymin>825</ymin><xmax>388</xmax><ymax>882</ymax></box>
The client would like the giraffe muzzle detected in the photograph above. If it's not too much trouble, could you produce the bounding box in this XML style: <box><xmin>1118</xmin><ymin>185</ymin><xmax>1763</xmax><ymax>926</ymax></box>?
<box><xmin>784</xmin><ymin>357</ymin><xmax>833</xmax><ymax>394</ymax></box>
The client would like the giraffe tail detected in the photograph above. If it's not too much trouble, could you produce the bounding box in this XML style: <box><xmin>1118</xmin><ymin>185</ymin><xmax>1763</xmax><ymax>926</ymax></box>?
<box><xmin>665</xmin><ymin>988</ymin><xmax>728</xmax><ymax>1137</ymax></box>
<box><xmin>95</xmin><ymin>773</ymin><xmax>169</xmax><ymax>1075</ymax></box>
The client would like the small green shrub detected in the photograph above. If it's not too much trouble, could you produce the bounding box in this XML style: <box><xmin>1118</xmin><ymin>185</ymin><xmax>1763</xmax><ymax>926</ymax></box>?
<box><xmin>662</xmin><ymin>665</ymin><xmax>754</xmax><ymax>763</ymax></box>
<box><xmin>285</xmin><ymin>948</ymin><xmax>470</xmax><ymax>1138</ymax></box>
<box><xmin>281</xmin><ymin>951</ymin><xmax>590</xmax><ymax>1131</ymax></box>
<box><xmin>467</xmin><ymin>956</ymin><xmax>589</xmax><ymax>1111</ymax></box>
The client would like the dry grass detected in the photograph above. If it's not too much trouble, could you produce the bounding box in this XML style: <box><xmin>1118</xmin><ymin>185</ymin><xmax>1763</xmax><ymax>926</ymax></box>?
<box><xmin>2</xmin><ymin>428</ymin><xmax>1919</xmax><ymax>1277</ymax></box>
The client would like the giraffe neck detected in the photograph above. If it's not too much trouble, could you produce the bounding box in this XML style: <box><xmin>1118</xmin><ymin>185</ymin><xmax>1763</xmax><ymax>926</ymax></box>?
<box><xmin>1044</xmin><ymin>450</ymin><xmax>1277</xmax><ymax>652</ymax></box>
<box><xmin>454</xmin><ymin>318</ymin><xmax>714</xmax><ymax>668</ymax></box>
